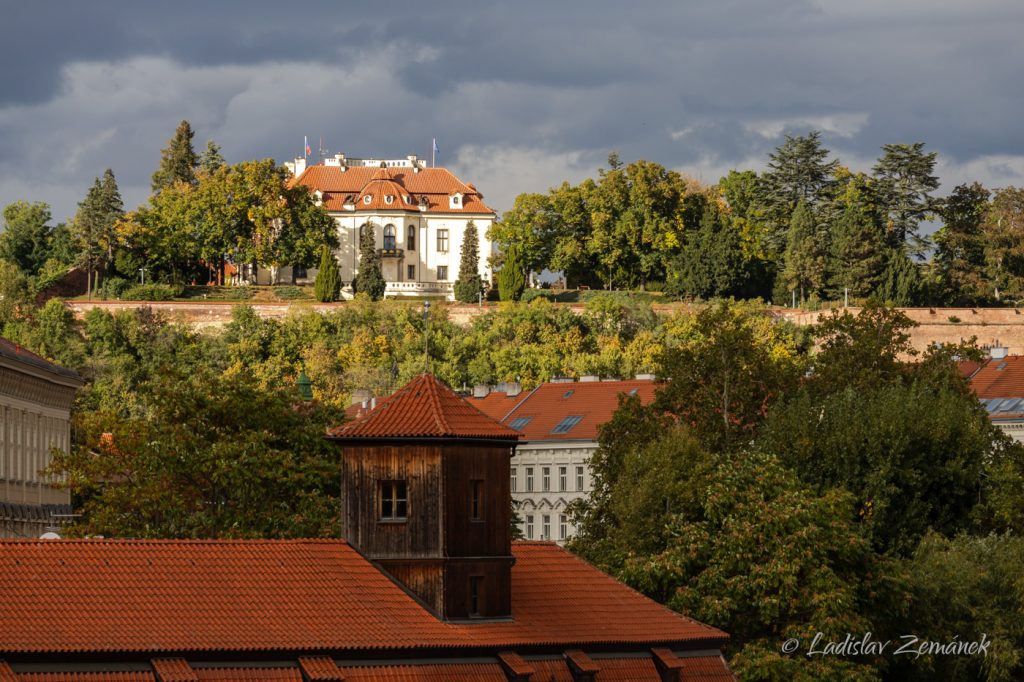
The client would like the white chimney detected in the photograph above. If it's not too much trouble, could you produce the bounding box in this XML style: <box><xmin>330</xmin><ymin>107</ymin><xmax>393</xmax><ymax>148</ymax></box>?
<box><xmin>990</xmin><ymin>346</ymin><xmax>1009</xmax><ymax>360</ymax></box>
<box><xmin>580</xmin><ymin>375</ymin><xmax>600</xmax><ymax>383</ymax></box>
<box><xmin>634</xmin><ymin>373</ymin><xmax>656</xmax><ymax>380</ymax></box>
<box><xmin>290</xmin><ymin>157</ymin><xmax>307</xmax><ymax>176</ymax></box>
<box><xmin>506</xmin><ymin>382</ymin><xmax>522</xmax><ymax>397</ymax></box>
<box><xmin>473</xmin><ymin>384</ymin><xmax>490</xmax><ymax>398</ymax></box>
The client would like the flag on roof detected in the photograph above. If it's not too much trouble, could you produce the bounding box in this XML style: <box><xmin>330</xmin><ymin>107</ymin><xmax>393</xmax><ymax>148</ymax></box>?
<box><xmin>305</xmin><ymin>136</ymin><xmax>311</xmax><ymax>158</ymax></box>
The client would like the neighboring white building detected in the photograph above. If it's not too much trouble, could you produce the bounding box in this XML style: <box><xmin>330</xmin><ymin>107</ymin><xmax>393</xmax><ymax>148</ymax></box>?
<box><xmin>0</xmin><ymin>337</ymin><xmax>83</xmax><ymax>538</ymax></box>
<box><xmin>280</xmin><ymin>153</ymin><xmax>496</xmax><ymax>300</ymax></box>
<box><xmin>465</xmin><ymin>377</ymin><xmax>658</xmax><ymax>544</ymax></box>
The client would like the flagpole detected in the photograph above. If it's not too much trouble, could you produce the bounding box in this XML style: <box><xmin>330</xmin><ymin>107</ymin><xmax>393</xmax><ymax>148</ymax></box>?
<box><xmin>431</xmin><ymin>138</ymin><xmax>435</xmax><ymax>168</ymax></box>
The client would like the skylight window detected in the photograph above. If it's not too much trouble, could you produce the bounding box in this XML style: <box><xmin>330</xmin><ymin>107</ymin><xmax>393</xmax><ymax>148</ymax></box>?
<box><xmin>509</xmin><ymin>416</ymin><xmax>533</xmax><ymax>431</ymax></box>
<box><xmin>629</xmin><ymin>388</ymin><xmax>639</xmax><ymax>396</ymax></box>
<box><xmin>551</xmin><ymin>415</ymin><xmax>583</xmax><ymax>434</ymax></box>
<box><xmin>563</xmin><ymin>389</ymin><xmax>574</xmax><ymax>399</ymax></box>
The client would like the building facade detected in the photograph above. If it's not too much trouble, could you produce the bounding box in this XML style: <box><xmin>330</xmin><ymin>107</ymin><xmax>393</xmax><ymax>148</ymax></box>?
<box><xmin>963</xmin><ymin>349</ymin><xmax>1024</xmax><ymax>442</ymax></box>
<box><xmin>0</xmin><ymin>338</ymin><xmax>83</xmax><ymax>538</ymax></box>
<box><xmin>282</xmin><ymin>154</ymin><xmax>496</xmax><ymax>300</ymax></box>
<box><xmin>466</xmin><ymin>377</ymin><xmax>658</xmax><ymax>544</ymax></box>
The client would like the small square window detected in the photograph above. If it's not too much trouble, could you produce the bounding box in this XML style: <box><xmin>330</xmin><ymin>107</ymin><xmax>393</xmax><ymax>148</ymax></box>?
<box><xmin>379</xmin><ymin>480</ymin><xmax>408</xmax><ymax>521</ymax></box>
<box><xmin>437</xmin><ymin>265</ymin><xmax>448</xmax><ymax>281</ymax></box>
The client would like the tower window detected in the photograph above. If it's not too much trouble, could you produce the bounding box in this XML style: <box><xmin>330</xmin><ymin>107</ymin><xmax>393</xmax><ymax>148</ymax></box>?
<box><xmin>469</xmin><ymin>576</ymin><xmax>483</xmax><ymax>617</ymax></box>
<box><xmin>379</xmin><ymin>480</ymin><xmax>408</xmax><ymax>521</ymax></box>
<box><xmin>470</xmin><ymin>479</ymin><xmax>484</xmax><ymax>521</ymax></box>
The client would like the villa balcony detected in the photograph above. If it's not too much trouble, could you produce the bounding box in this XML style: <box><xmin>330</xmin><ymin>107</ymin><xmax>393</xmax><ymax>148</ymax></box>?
<box><xmin>378</xmin><ymin>248</ymin><xmax>404</xmax><ymax>259</ymax></box>
<box><xmin>384</xmin><ymin>281</ymin><xmax>454</xmax><ymax>301</ymax></box>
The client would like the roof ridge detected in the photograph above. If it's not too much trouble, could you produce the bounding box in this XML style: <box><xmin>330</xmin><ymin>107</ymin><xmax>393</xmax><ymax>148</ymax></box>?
<box><xmin>426</xmin><ymin>374</ymin><xmax>451</xmax><ymax>434</ymax></box>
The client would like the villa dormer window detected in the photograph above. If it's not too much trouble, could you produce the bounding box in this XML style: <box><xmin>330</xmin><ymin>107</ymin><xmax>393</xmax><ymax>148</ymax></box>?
<box><xmin>385</xmin><ymin>195</ymin><xmax>394</xmax><ymax>205</ymax></box>
<box><xmin>363</xmin><ymin>195</ymin><xmax>372</xmax><ymax>205</ymax></box>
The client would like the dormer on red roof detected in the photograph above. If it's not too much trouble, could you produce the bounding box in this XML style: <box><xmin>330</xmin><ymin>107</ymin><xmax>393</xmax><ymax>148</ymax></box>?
<box><xmin>329</xmin><ymin>374</ymin><xmax>520</xmax><ymax>441</ymax></box>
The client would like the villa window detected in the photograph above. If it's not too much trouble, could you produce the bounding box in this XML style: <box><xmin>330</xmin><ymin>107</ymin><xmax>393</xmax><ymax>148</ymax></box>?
<box><xmin>526</xmin><ymin>467</ymin><xmax>534</xmax><ymax>492</ymax></box>
<box><xmin>511</xmin><ymin>467</ymin><xmax>517</xmax><ymax>492</ymax></box>
<box><xmin>542</xmin><ymin>467</ymin><xmax>550</xmax><ymax>492</ymax></box>
<box><xmin>526</xmin><ymin>514</ymin><xmax>534</xmax><ymax>539</ymax></box>
<box><xmin>559</xmin><ymin>466</ymin><xmax>567</xmax><ymax>492</ymax></box>
<box><xmin>437</xmin><ymin>266</ymin><xmax>448</xmax><ymax>281</ymax></box>
<box><xmin>576</xmin><ymin>466</ymin><xmax>585</xmax><ymax>491</ymax></box>
<box><xmin>407</xmin><ymin>226</ymin><xmax>415</xmax><ymax>250</ymax></box>
<box><xmin>363</xmin><ymin>195</ymin><xmax>372</xmax><ymax>205</ymax></box>
<box><xmin>560</xmin><ymin>514</ymin><xmax>568</xmax><ymax>540</ymax></box>
<box><xmin>407</xmin><ymin>265</ymin><xmax>416</xmax><ymax>280</ymax></box>
<box><xmin>383</xmin><ymin>224</ymin><xmax>396</xmax><ymax>250</ymax></box>
<box><xmin>437</xmin><ymin>229</ymin><xmax>449</xmax><ymax>253</ymax></box>
<box><xmin>542</xmin><ymin>514</ymin><xmax>551</xmax><ymax>540</ymax></box>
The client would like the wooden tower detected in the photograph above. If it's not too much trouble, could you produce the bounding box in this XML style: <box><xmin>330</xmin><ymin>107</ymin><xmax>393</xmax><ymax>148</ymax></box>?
<box><xmin>328</xmin><ymin>374</ymin><xmax>521</xmax><ymax>620</ymax></box>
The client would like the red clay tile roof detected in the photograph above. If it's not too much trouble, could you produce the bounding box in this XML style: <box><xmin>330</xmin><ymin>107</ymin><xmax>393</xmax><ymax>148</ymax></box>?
<box><xmin>967</xmin><ymin>355</ymin><xmax>1024</xmax><ymax>399</ymax></box>
<box><xmin>296</xmin><ymin>658</ymin><xmax>342</xmax><ymax>682</ymax></box>
<box><xmin>341</xmin><ymin>665</ymin><xmax>508</xmax><ymax>681</ymax></box>
<box><xmin>329</xmin><ymin>374</ymin><xmax>520</xmax><ymax>441</ymax></box>
<box><xmin>0</xmin><ymin>539</ymin><xmax>725</xmax><ymax>655</ymax></box>
<box><xmin>151</xmin><ymin>661</ymin><xmax>197</xmax><ymax>682</ymax></box>
<box><xmin>194</xmin><ymin>671</ymin><xmax>300</xmax><ymax>682</ymax></box>
<box><xmin>464</xmin><ymin>380</ymin><xmax>658</xmax><ymax>441</ymax></box>
<box><xmin>293</xmin><ymin>166</ymin><xmax>494</xmax><ymax>215</ymax></box>
<box><xmin>16</xmin><ymin>674</ymin><xmax>155</xmax><ymax>682</ymax></box>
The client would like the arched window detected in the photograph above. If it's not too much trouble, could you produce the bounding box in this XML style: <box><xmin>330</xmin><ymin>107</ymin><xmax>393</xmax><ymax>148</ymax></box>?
<box><xmin>407</xmin><ymin>225</ymin><xmax>416</xmax><ymax>250</ymax></box>
<box><xmin>384</xmin><ymin>224</ymin><xmax>396</xmax><ymax>250</ymax></box>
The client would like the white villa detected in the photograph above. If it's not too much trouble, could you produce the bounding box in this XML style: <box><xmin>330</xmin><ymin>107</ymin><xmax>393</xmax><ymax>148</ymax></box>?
<box><xmin>279</xmin><ymin>154</ymin><xmax>496</xmax><ymax>299</ymax></box>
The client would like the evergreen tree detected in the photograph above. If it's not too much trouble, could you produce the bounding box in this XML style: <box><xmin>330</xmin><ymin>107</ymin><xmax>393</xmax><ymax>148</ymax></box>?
<box><xmin>757</xmin><ymin>131</ymin><xmax>838</xmax><ymax>252</ymax></box>
<box><xmin>72</xmin><ymin>170</ymin><xmax>124</xmax><ymax>288</ymax></box>
<box><xmin>453</xmin><ymin>220</ymin><xmax>482</xmax><ymax>303</ymax></box>
<box><xmin>872</xmin><ymin>142</ymin><xmax>939</xmax><ymax>256</ymax></box>
<box><xmin>982</xmin><ymin>186</ymin><xmax>1024</xmax><ymax>302</ymax></box>
<box><xmin>934</xmin><ymin>182</ymin><xmax>990</xmax><ymax>305</ymax></box>
<box><xmin>827</xmin><ymin>202</ymin><xmax>886</xmax><ymax>299</ymax></box>
<box><xmin>354</xmin><ymin>224</ymin><xmax>385</xmax><ymax>301</ymax></box>
<box><xmin>199</xmin><ymin>140</ymin><xmax>226</xmax><ymax>174</ymax></box>
<box><xmin>877</xmin><ymin>248</ymin><xmax>923</xmax><ymax>305</ymax></box>
<box><xmin>666</xmin><ymin>203</ymin><xmax>747</xmax><ymax>300</ymax></box>
<box><xmin>497</xmin><ymin>245</ymin><xmax>526</xmax><ymax>302</ymax></box>
<box><xmin>151</xmin><ymin>120</ymin><xmax>198</xmax><ymax>194</ymax></box>
<box><xmin>313</xmin><ymin>245</ymin><xmax>340</xmax><ymax>302</ymax></box>
<box><xmin>781</xmin><ymin>199</ymin><xmax>825</xmax><ymax>303</ymax></box>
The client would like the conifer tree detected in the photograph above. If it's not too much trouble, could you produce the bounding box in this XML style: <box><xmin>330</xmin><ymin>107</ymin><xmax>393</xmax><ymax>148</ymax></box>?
<box><xmin>497</xmin><ymin>246</ymin><xmax>526</xmax><ymax>302</ymax></box>
<box><xmin>72</xmin><ymin>169</ymin><xmax>124</xmax><ymax>292</ymax></box>
<box><xmin>453</xmin><ymin>220</ymin><xmax>482</xmax><ymax>303</ymax></box>
<box><xmin>934</xmin><ymin>182</ymin><xmax>990</xmax><ymax>304</ymax></box>
<box><xmin>199</xmin><ymin>140</ymin><xmax>226</xmax><ymax>174</ymax></box>
<box><xmin>314</xmin><ymin>245</ymin><xmax>340</xmax><ymax>302</ymax></box>
<box><xmin>827</xmin><ymin>203</ymin><xmax>886</xmax><ymax>299</ymax></box>
<box><xmin>872</xmin><ymin>142</ymin><xmax>939</xmax><ymax>256</ymax></box>
<box><xmin>667</xmin><ymin>204</ymin><xmax>747</xmax><ymax>300</ymax></box>
<box><xmin>151</xmin><ymin>120</ymin><xmax>198</xmax><ymax>194</ymax></box>
<box><xmin>354</xmin><ymin>224</ymin><xmax>385</xmax><ymax>301</ymax></box>
<box><xmin>781</xmin><ymin>199</ymin><xmax>825</xmax><ymax>303</ymax></box>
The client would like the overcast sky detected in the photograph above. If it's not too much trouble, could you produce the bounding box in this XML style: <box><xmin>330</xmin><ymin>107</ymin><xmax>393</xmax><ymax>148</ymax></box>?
<box><xmin>2</xmin><ymin>0</ymin><xmax>1023</xmax><ymax>224</ymax></box>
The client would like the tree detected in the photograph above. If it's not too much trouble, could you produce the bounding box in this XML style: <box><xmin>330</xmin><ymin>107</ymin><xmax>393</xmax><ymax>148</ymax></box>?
<box><xmin>354</xmin><ymin>223</ymin><xmax>385</xmax><ymax>300</ymax></box>
<box><xmin>489</xmin><ymin>193</ymin><xmax>557</xmax><ymax>278</ymax></box>
<box><xmin>0</xmin><ymin>201</ymin><xmax>54</xmax><ymax>275</ymax></box>
<box><xmin>314</xmin><ymin>245</ymin><xmax>340</xmax><ymax>302</ymax></box>
<box><xmin>780</xmin><ymin>199</ymin><xmax>825</xmax><ymax>303</ymax></box>
<box><xmin>48</xmin><ymin>369</ymin><xmax>344</xmax><ymax>539</ymax></box>
<box><xmin>199</xmin><ymin>140</ymin><xmax>226</xmax><ymax>174</ymax></box>
<box><xmin>71</xmin><ymin>170</ymin><xmax>123</xmax><ymax>291</ymax></box>
<box><xmin>593</xmin><ymin>446</ymin><xmax>898</xmax><ymax>681</ymax></box>
<box><xmin>453</xmin><ymin>220</ymin><xmax>482</xmax><ymax>303</ymax></box>
<box><xmin>496</xmin><ymin>245</ymin><xmax>526</xmax><ymax>301</ymax></box>
<box><xmin>872</xmin><ymin>142</ymin><xmax>939</xmax><ymax>256</ymax></box>
<box><xmin>877</xmin><ymin>248</ymin><xmax>924</xmax><ymax>306</ymax></box>
<box><xmin>151</xmin><ymin>119</ymin><xmax>198</xmax><ymax>194</ymax></box>
<box><xmin>934</xmin><ymin>182</ymin><xmax>990</xmax><ymax>304</ymax></box>
<box><xmin>653</xmin><ymin>300</ymin><xmax>805</xmax><ymax>451</ymax></box>
<box><xmin>982</xmin><ymin>186</ymin><xmax>1024</xmax><ymax>302</ymax></box>
<box><xmin>666</xmin><ymin>202</ymin><xmax>749</xmax><ymax>300</ymax></box>
<box><xmin>757</xmin><ymin>131</ymin><xmax>838</xmax><ymax>252</ymax></box>
<box><xmin>827</xmin><ymin>201</ymin><xmax>886</xmax><ymax>299</ymax></box>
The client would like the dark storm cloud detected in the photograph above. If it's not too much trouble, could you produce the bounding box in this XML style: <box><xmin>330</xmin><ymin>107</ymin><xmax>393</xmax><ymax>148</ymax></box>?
<box><xmin>2</xmin><ymin>0</ymin><xmax>1024</xmax><ymax>222</ymax></box>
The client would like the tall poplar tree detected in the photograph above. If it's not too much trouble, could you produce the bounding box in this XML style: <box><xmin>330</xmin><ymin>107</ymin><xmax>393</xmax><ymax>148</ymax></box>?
<box><xmin>151</xmin><ymin>120</ymin><xmax>198</xmax><ymax>194</ymax></box>
<box><xmin>453</xmin><ymin>221</ymin><xmax>482</xmax><ymax>303</ymax></box>
<box><xmin>313</xmin><ymin>245</ymin><xmax>340</xmax><ymax>302</ymax></box>
<box><xmin>354</xmin><ymin>224</ymin><xmax>385</xmax><ymax>300</ymax></box>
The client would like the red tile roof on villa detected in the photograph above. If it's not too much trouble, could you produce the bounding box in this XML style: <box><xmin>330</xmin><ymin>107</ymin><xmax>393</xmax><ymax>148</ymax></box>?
<box><xmin>329</xmin><ymin>374</ymin><xmax>520</xmax><ymax>441</ymax></box>
<box><xmin>0</xmin><ymin>539</ymin><xmax>726</xmax><ymax>655</ymax></box>
<box><xmin>464</xmin><ymin>379</ymin><xmax>659</xmax><ymax>441</ymax></box>
<box><xmin>292</xmin><ymin>165</ymin><xmax>494</xmax><ymax>215</ymax></box>
<box><xmin>966</xmin><ymin>355</ymin><xmax>1024</xmax><ymax>399</ymax></box>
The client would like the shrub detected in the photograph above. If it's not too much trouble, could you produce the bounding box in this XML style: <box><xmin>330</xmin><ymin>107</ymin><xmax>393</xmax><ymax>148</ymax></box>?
<box><xmin>122</xmin><ymin>283</ymin><xmax>184</xmax><ymax>301</ymax></box>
